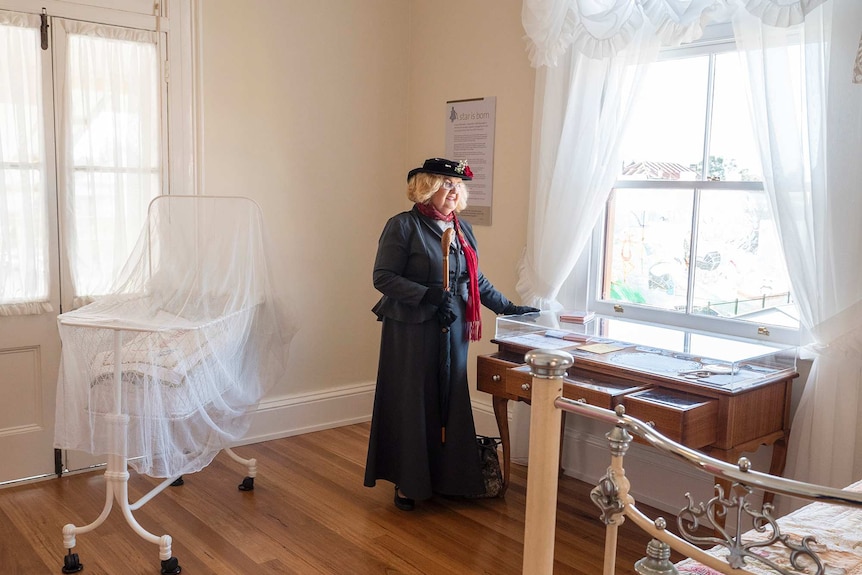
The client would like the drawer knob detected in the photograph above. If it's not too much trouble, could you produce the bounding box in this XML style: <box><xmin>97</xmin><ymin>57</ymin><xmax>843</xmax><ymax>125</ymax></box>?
<box><xmin>577</xmin><ymin>398</ymin><xmax>587</xmax><ymax>403</ymax></box>
<box><xmin>492</xmin><ymin>374</ymin><xmax>501</xmax><ymax>382</ymax></box>
<box><xmin>521</xmin><ymin>383</ymin><xmax>531</xmax><ymax>391</ymax></box>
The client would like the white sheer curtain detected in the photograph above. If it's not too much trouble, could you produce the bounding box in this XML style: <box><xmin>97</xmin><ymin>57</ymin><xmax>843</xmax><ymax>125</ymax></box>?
<box><xmin>733</xmin><ymin>0</ymin><xmax>862</xmax><ymax>491</ymax></box>
<box><xmin>517</xmin><ymin>0</ymin><xmax>721</xmax><ymax>310</ymax></box>
<box><xmin>0</xmin><ymin>12</ymin><xmax>52</xmax><ymax>316</ymax></box>
<box><xmin>59</xmin><ymin>20</ymin><xmax>161</xmax><ymax>308</ymax></box>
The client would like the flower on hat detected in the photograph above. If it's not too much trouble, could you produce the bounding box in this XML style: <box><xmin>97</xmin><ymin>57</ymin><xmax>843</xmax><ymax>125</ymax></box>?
<box><xmin>455</xmin><ymin>160</ymin><xmax>473</xmax><ymax>179</ymax></box>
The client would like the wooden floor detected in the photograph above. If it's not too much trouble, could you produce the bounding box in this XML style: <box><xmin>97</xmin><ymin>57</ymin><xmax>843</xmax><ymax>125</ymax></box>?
<box><xmin>0</xmin><ymin>423</ymin><xmax>680</xmax><ymax>574</ymax></box>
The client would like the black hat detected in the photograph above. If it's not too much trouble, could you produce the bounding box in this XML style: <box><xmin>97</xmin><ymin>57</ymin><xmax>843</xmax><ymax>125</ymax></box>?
<box><xmin>407</xmin><ymin>157</ymin><xmax>473</xmax><ymax>182</ymax></box>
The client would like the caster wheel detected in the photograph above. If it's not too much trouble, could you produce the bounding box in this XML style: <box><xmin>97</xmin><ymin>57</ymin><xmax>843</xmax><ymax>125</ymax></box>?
<box><xmin>170</xmin><ymin>476</ymin><xmax>184</xmax><ymax>487</ymax></box>
<box><xmin>61</xmin><ymin>551</ymin><xmax>83</xmax><ymax>573</ymax></box>
<box><xmin>160</xmin><ymin>556</ymin><xmax>181</xmax><ymax>574</ymax></box>
<box><xmin>238</xmin><ymin>476</ymin><xmax>254</xmax><ymax>491</ymax></box>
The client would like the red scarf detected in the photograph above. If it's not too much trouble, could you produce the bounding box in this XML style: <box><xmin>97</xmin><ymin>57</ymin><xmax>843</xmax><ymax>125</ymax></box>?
<box><xmin>416</xmin><ymin>203</ymin><xmax>482</xmax><ymax>341</ymax></box>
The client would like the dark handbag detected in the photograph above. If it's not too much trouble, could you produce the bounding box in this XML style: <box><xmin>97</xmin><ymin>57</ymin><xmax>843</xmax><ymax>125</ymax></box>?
<box><xmin>471</xmin><ymin>435</ymin><xmax>503</xmax><ymax>498</ymax></box>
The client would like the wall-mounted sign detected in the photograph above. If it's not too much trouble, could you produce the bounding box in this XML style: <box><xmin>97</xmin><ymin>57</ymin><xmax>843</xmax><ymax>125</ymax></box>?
<box><xmin>445</xmin><ymin>96</ymin><xmax>496</xmax><ymax>226</ymax></box>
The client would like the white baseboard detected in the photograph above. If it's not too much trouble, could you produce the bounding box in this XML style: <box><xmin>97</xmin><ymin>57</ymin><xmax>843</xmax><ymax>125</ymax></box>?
<box><xmin>472</xmin><ymin>397</ymin><xmax>503</xmax><ymax>437</ymax></box>
<box><xmin>240</xmin><ymin>382</ymin><xmax>376</xmax><ymax>444</ymax></box>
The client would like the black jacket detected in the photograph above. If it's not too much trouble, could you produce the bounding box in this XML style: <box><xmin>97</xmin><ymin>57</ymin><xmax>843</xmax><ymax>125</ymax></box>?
<box><xmin>371</xmin><ymin>205</ymin><xmax>510</xmax><ymax>323</ymax></box>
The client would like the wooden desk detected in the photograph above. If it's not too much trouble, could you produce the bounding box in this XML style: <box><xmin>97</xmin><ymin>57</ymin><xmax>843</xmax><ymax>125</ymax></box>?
<box><xmin>478</xmin><ymin>339</ymin><xmax>797</xmax><ymax>497</ymax></box>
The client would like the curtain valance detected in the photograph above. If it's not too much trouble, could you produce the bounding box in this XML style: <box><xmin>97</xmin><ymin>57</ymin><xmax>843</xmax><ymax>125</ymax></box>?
<box><xmin>522</xmin><ymin>0</ymin><xmax>829</xmax><ymax>67</ymax></box>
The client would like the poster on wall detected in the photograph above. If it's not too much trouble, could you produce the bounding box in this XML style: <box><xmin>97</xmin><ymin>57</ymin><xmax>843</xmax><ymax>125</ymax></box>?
<box><xmin>445</xmin><ymin>96</ymin><xmax>496</xmax><ymax>225</ymax></box>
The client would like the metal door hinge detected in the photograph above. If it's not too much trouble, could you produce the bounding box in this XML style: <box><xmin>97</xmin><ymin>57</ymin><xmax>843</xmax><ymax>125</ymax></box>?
<box><xmin>40</xmin><ymin>8</ymin><xmax>49</xmax><ymax>50</ymax></box>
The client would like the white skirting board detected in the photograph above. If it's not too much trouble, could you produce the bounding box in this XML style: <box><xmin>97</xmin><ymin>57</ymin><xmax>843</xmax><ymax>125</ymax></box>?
<box><xmin>242</xmin><ymin>382</ymin><xmax>376</xmax><ymax>444</ymax></box>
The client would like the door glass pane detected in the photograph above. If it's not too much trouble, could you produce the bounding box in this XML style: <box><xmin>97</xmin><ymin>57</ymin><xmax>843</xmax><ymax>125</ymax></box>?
<box><xmin>618</xmin><ymin>56</ymin><xmax>708</xmax><ymax>181</ymax></box>
<box><xmin>0</xmin><ymin>20</ymin><xmax>49</xmax><ymax>310</ymax></box>
<box><xmin>65</xmin><ymin>28</ymin><xmax>160</xmax><ymax>303</ymax></box>
<box><xmin>603</xmin><ymin>188</ymin><xmax>694</xmax><ymax>311</ymax></box>
<box><xmin>693</xmin><ymin>189</ymin><xmax>795</xmax><ymax>325</ymax></box>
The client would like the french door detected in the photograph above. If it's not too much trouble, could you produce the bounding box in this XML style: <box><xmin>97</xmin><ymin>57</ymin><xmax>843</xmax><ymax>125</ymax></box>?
<box><xmin>0</xmin><ymin>7</ymin><xmax>165</xmax><ymax>484</ymax></box>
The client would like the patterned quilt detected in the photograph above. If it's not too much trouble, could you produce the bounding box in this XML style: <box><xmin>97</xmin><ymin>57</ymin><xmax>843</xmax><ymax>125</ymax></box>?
<box><xmin>676</xmin><ymin>480</ymin><xmax>862</xmax><ymax>575</ymax></box>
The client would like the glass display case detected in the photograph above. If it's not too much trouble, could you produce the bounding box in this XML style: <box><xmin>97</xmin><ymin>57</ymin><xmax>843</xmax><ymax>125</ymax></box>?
<box><xmin>493</xmin><ymin>311</ymin><xmax>797</xmax><ymax>392</ymax></box>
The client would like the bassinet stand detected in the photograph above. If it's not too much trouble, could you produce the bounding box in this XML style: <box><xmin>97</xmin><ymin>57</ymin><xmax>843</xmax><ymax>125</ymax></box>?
<box><xmin>60</xmin><ymin>323</ymin><xmax>257</xmax><ymax>575</ymax></box>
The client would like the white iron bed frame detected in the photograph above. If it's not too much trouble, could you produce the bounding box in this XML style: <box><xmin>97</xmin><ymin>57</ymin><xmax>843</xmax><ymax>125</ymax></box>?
<box><xmin>520</xmin><ymin>348</ymin><xmax>862</xmax><ymax>575</ymax></box>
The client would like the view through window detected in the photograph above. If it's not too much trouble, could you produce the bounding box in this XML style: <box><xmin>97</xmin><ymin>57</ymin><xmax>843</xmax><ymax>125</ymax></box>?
<box><xmin>599</xmin><ymin>48</ymin><xmax>798</xmax><ymax>333</ymax></box>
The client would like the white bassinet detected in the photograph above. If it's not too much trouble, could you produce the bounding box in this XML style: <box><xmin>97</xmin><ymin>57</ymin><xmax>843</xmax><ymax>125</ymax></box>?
<box><xmin>53</xmin><ymin>195</ymin><xmax>294</xmax><ymax>574</ymax></box>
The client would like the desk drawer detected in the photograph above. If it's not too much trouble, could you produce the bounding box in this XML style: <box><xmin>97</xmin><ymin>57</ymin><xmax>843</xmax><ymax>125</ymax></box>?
<box><xmin>563</xmin><ymin>377</ymin><xmax>647</xmax><ymax>409</ymax></box>
<box><xmin>622</xmin><ymin>388</ymin><xmax>718</xmax><ymax>449</ymax></box>
<box><xmin>477</xmin><ymin>355</ymin><xmax>522</xmax><ymax>400</ymax></box>
<box><xmin>508</xmin><ymin>365</ymin><xmax>646</xmax><ymax>409</ymax></box>
<box><xmin>504</xmin><ymin>366</ymin><xmax>533</xmax><ymax>400</ymax></box>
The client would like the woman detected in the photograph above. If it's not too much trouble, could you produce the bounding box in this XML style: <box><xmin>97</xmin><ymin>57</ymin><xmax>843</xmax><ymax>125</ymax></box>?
<box><xmin>364</xmin><ymin>157</ymin><xmax>538</xmax><ymax>510</ymax></box>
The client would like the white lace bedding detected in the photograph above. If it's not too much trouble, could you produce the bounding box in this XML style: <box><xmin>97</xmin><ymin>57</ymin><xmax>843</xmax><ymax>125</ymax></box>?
<box><xmin>84</xmin><ymin>308</ymin><xmax>242</xmax><ymax>420</ymax></box>
<box><xmin>677</xmin><ymin>480</ymin><xmax>862</xmax><ymax>575</ymax></box>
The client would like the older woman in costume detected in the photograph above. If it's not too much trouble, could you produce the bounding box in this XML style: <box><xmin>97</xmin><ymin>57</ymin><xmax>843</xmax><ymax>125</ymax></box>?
<box><xmin>364</xmin><ymin>157</ymin><xmax>538</xmax><ymax>510</ymax></box>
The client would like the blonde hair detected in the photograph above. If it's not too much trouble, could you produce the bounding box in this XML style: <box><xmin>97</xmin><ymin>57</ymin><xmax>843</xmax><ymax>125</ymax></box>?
<box><xmin>407</xmin><ymin>173</ymin><xmax>469</xmax><ymax>213</ymax></box>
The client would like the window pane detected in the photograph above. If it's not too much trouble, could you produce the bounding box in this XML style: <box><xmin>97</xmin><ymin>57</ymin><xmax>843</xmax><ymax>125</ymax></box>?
<box><xmin>604</xmin><ymin>188</ymin><xmax>693</xmax><ymax>311</ymax></box>
<box><xmin>618</xmin><ymin>57</ymin><xmax>708</xmax><ymax>181</ymax></box>
<box><xmin>0</xmin><ymin>22</ymin><xmax>49</xmax><ymax>307</ymax></box>
<box><xmin>692</xmin><ymin>189</ymin><xmax>795</xmax><ymax>325</ymax></box>
<box><xmin>66</xmin><ymin>30</ymin><xmax>160</xmax><ymax>301</ymax></box>
<box><xmin>602</xmin><ymin>320</ymin><xmax>685</xmax><ymax>352</ymax></box>
<box><xmin>709</xmin><ymin>53</ymin><xmax>763</xmax><ymax>181</ymax></box>
<box><xmin>71</xmin><ymin>171</ymin><xmax>157</xmax><ymax>297</ymax></box>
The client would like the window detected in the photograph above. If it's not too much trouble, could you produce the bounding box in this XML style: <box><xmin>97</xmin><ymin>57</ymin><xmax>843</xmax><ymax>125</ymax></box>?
<box><xmin>0</xmin><ymin>1</ymin><xmax>195</xmax><ymax>313</ymax></box>
<box><xmin>0</xmin><ymin>16</ymin><xmax>50</xmax><ymax>313</ymax></box>
<box><xmin>589</xmin><ymin>38</ymin><xmax>799</xmax><ymax>343</ymax></box>
<box><xmin>62</xmin><ymin>22</ymin><xmax>162</xmax><ymax>305</ymax></box>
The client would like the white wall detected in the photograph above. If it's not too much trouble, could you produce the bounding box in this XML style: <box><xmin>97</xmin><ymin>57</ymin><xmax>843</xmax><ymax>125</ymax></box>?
<box><xmin>406</xmin><ymin>1</ymin><xmax>536</xmax><ymax>441</ymax></box>
<box><xmin>197</xmin><ymin>0</ymin><xmax>534</xmax><ymax>439</ymax></box>
<box><xmin>199</xmin><ymin>0</ymin><xmax>407</xmax><ymax>397</ymax></box>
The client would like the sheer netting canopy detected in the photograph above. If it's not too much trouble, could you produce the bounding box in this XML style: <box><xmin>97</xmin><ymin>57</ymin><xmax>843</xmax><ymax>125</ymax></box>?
<box><xmin>54</xmin><ymin>195</ymin><xmax>295</xmax><ymax>478</ymax></box>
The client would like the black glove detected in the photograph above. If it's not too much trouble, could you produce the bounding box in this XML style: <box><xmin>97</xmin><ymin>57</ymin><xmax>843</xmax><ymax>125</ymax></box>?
<box><xmin>422</xmin><ymin>287</ymin><xmax>452</xmax><ymax>307</ymax></box>
<box><xmin>423</xmin><ymin>288</ymin><xmax>457</xmax><ymax>326</ymax></box>
<box><xmin>502</xmin><ymin>303</ymin><xmax>540</xmax><ymax>315</ymax></box>
<box><xmin>436</xmin><ymin>298</ymin><xmax>457</xmax><ymax>327</ymax></box>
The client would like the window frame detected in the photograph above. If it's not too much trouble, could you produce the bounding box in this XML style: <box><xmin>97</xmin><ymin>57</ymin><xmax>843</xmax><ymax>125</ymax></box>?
<box><xmin>578</xmin><ymin>29</ymin><xmax>800</xmax><ymax>346</ymax></box>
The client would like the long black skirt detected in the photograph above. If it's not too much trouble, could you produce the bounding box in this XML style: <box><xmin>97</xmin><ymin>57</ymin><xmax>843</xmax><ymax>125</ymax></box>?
<box><xmin>363</xmin><ymin>306</ymin><xmax>484</xmax><ymax>500</ymax></box>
